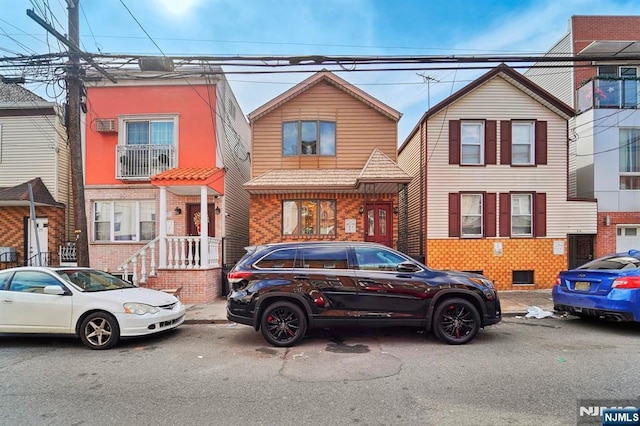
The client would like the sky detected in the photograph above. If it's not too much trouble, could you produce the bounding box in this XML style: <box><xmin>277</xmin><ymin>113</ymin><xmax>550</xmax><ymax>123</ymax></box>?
<box><xmin>2</xmin><ymin>0</ymin><xmax>640</xmax><ymax>144</ymax></box>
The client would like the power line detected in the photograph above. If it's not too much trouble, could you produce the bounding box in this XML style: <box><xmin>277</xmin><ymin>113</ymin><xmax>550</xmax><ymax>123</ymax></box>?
<box><xmin>118</xmin><ymin>0</ymin><xmax>165</xmax><ymax>57</ymax></box>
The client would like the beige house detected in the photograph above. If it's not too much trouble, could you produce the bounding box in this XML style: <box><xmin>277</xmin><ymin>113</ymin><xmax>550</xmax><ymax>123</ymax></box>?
<box><xmin>398</xmin><ymin>64</ymin><xmax>597</xmax><ymax>289</ymax></box>
<box><xmin>246</xmin><ymin>70</ymin><xmax>411</xmax><ymax>247</ymax></box>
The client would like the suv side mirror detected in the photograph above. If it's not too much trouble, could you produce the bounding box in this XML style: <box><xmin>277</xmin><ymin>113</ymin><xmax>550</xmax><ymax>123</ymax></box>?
<box><xmin>397</xmin><ymin>261</ymin><xmax>420</xmax><ymax>273</ymax></box>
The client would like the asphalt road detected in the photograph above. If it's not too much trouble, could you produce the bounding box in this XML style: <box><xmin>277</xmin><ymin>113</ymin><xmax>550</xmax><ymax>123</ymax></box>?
<box><xmin>1</xmin><ymin>316</ymin><xmax>639</xmax><ymax>426</ymax></box>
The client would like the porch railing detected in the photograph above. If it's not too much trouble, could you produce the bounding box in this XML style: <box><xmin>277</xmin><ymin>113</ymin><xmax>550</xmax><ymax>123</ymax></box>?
<box><xmin>116</xmin><ymin>144</ymin><xmax>175</xmax><ymax>180</ymax></box>
<box><xmin>118</xmin><ymin>236</ymin><xmax>221</xmax><ymax>285</ymax></box>
<box><xmin>577</xmin><ymin>76</ymin><xmax>640</xmax><ymax>113</ymax></box>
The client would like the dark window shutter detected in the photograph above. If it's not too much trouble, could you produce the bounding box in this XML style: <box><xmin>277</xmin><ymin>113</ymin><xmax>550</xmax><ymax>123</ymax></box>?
<box><xmin>535</xmin><ymin>121</ymin><xmax>547</xmax><ymax>165</ymax></box>
<box><xmin>499</xmin><ymin>193</ymin><xmax>511</xmax><ymax>237</ymax></box>
<box><xmin>448</xmin><ymin>193</ymin><xmax>460</xmax><ymax>237</ymax></box>
<box><xmin>485</xmin><ymin>120</ymin><xmax>497</xmax><ymax>165</ymax></box>
<box><xmin>534</xmin><ymin>193</ymin><xmax>547</xmax><ymax>237</ymax></box>
<box><xmin>500</xmin><ymin>120</ymin><xmax>512</xmax><ymax>165</ymax></box>
<box><xmin>484</xmin><ymin>193</ymin><xmax>497</xmax><ymax>237</ymax></box>
<box><xmin>449</xmin><ymin>120</ymin><xmax>460</xmax><ymax>165</ymax></box>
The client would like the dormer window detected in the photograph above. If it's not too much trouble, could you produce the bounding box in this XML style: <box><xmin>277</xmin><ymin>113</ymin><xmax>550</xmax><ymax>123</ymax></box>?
<box><xmin>283</xmin><ymin>121</ymin><xmax>336</xmax><ymax>156</ymax></box>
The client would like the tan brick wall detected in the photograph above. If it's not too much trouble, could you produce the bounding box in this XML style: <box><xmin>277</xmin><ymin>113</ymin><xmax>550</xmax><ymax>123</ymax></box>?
<box><xmin>249</xmin><ymin>193</ymin><xmax>399</xmax><ymax>247</ymax></box>
<box><xmin>427</xmin><ymin>238</ymin><xmax>566</xmax><ymax>290</ymax></box>
<box><xmin>0</xmin><ymin>206</ymin><xmax>66</xmax><ymax>265</ymax></box>
<box><xmin>596</xmin><ymin>211</ymin><xmax>640</xmax><ymax>257</ymax></box>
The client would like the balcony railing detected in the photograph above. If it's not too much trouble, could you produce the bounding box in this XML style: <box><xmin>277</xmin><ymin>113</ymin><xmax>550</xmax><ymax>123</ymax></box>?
<box><xmin>577</xmin><ymin>77</ymin><xmax>640</xmax><ymax>113</ymax></box>
<box><xmin>116</xmin><ymin>144</ymin><xmax>175</xmax><ymax>180</ymax></box>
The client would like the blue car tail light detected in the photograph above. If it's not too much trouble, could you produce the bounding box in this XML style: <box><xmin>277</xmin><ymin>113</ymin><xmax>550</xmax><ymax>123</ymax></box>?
<box><xmin>612</xmin><ymin>276</ymin><xmax>640</xmax><ymax>289</ymax></box>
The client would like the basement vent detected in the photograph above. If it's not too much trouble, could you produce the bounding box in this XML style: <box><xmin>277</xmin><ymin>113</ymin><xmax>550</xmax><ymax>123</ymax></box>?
<box><xmin>96</xmin><ymin>119</ymin><xmax>116</xmax><ymax>132</ymax></box>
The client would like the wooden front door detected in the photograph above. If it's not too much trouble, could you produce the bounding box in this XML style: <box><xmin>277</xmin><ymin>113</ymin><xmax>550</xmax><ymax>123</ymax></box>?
<box><xmin>186</xmin><ymin>204</ymin><xmax>215</xmax><ymax>237</ymax></box>
<box><xmin>364</xmin><ymin>202</ymin><xmax>393</xmax><ymax>247</ymax></box>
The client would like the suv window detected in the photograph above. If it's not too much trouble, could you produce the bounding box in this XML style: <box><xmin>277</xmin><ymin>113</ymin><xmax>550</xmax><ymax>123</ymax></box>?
<box><xmin>355</xmin><ymin>246</ymin><xmax>406</xmax><ymax>271</ymax></box>
<box><xmin>255</xmin><ymin>248</ymin><xmax>297</xmax><ymax>269</ymax></box>
<box><xmin>300</xmin><ymin>246</ymin><xmax>349</xmax><ymax>269</ymax></box>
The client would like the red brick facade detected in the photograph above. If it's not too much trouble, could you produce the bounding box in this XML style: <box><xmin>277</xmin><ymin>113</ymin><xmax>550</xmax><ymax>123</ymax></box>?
<box><xmin>572</xmin><ymin>16</ymin><xmax>640</xmax><ymax>89</ymax></box>
<box><xmin>0</xmin><ymin>206</ymin><xmax>66</xmax><ymax>266</ymax></box>
<box><xmin>596</xmin><ymin>211</ymin><xmax>640</xmax><ymax>257</ymax></box>
<box><xmin>249</xmin><ymin>193</ymin><xmax>399</xmax><ymax>248</ymax></box>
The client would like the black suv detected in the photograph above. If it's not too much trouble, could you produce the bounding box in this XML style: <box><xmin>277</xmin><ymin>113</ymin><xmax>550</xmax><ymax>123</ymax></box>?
<box><xmin>227</xmin><ymin>241</ymin><xmax>501</xmax><ymax>347</ymax></box>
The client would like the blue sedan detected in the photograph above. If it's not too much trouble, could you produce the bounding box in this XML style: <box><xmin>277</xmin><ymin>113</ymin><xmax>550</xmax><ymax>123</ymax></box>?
<box><xmin>553</xmin><ymin>250</ymin><xmax>640</xmax><ymax>322</ymax></box>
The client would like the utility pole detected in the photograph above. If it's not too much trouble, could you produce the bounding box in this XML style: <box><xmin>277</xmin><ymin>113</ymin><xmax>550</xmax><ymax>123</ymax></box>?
<box><xmin>28</xmin><ymin>1</ymin><xmax>115</xmax><ymax>267</ymax></box>
<box><xmin>66</xmin><ymin>0</ymin><xmax>90</xmax><ymax>266</ymax></box>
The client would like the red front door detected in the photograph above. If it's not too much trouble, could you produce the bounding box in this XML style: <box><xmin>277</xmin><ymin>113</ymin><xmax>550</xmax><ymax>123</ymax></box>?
<box><xmin>364</xmin><ymin>202</ymin><xmax>393</xmax><ymax>247</ymax></box>
<box><xmin>186</xmin><ymin>204</ymin><xmax>215</xmax><ymax>237</ymax></box>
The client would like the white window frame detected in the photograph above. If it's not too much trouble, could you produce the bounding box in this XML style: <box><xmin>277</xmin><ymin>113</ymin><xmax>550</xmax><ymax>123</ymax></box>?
<box><xmin>460</xmin><ymin>121</ymin><xmax>484</xmax><ymax>165</ymax></box>
<box><xmin>118</xmin><ymin>114</ymin><xmax>179</xmax><ymax>148</ymax></box>
<box><xmin>93</xmin><ymin>200</ymin><xmax>156</xmax><ymax>243</ymax></box>
<box><xmin>282</xmin><ymin>199</ymin><xmax>336</xmax><ymax>236</ymax></box>
<box><xmin>511</xmin><ymin>194</ymin><xmax>532</xmax><ymax>237</ymax></box>
<box><xmin>512</xmin><ymin>121</ymin><xmax>534</xmax><ymax>165</ymax></box>
<box><xmin>282</xmin><ymin>120</ymin><xmax>336</xmax><ymax>157</ymax></box>
<box><xmin>619</xmin><ymin>128</ymin><xmax>640</xmax><ymax>190</ymax></box>
<box><xmin>460</xmin><ymin>194</ymin><xmax>483</xmax><ymax>237</ymax></box>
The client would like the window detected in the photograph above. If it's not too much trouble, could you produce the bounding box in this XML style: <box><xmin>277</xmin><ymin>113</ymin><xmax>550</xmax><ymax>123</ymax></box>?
<box><xmin>126</xmin><ymin>120</ymin><xmax>174</xmax><ymax>145</ymax></box>
<box><xmin>283</xmin><ymin>200</ymin><xmax>336</xmax><ymax>236</ymax></box>
<box><xmin>355</xmin><ymin>246</ymin><xmax>406</xmax><ymax>271</ymax></box>
<box><xmin>449</xmin><ymin>193</ymin><xmax>496</xmax><ymax>238</ymax></box>
<box><xmin>9</xmin><ymin>271</ymin><xmax>61</xmax><ymax>293</ymax></box>
<box><xmin>118</xmin><ymin>116</ymin><xmax>177</xmax><ymax>179</ymax></box>
<box><xmin>460</xmin><ymin>121</ymin><xmax>484</xmax><ymax>165</ymax></box>
<box><xmin>300</xmin><ymin>246</ymin><xmax>348</xmax><ymax>269</ymax></box>
<box><xmin>282</xmin><ymin>121</ymin><xmax>336</xmax><ymax>156</ymax></box>
<box><xmin>255</xmin><ymin>248</ymin><xmax>297</xmax><ymax>269</ymax></box>
<box><xmin>512</xmin><ymin>122</ymin><xmax>534</xmax><ymax>165</ymax></box>
<box><xmin>93</xmin><ymin>200</ymin><xmax>156</xmax><ymax>242</ymax></box>
<box><xmin>460</xmin><ymin>194</ymin><xmax>483</xmax><ymax>237</ymax></box>
<box><xmin>511</xmin><ymin>194</ymin><xmax>532</xmax><ymax>236</ymax></box>
<box><xmin>620</xmin><ymin>129</ymin><xmax>640</xmax><ymax>190</ymax></box>
<box><xmin>512</xmin><ymin>270</ymin><xmax>534</xmax><ymax>285</ymax></box>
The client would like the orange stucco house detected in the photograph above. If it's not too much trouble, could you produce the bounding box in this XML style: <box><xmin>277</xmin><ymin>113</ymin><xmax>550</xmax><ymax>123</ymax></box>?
<box><xmin>245</xmin><ymin>71</ymin><xmax>412</xmax><ymax>247</ymax></box>
<box><xmin>82</xmin><ymin>62</ymin><xmax>251</xmax><ymax>303</ymax></box>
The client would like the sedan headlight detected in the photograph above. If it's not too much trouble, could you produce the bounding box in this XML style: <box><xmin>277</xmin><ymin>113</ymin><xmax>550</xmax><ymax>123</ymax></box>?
<box><xmin>123</xmin><ymin>303</ymin><xmax>160</xmax><ymax>315</ymax></box>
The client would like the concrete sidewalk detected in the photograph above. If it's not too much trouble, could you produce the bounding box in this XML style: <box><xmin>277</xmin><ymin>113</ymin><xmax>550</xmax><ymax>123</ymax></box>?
<box><xmin>183</xmin><ymin>289</ymin><xmax>555</xmax><ymax>324</ymax></box>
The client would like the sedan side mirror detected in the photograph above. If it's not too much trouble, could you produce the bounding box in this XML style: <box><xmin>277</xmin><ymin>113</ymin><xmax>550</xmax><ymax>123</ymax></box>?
<box><xmin>397</xmin><ymin>261</ymin><xmax>420</xmax><ymax>273</ymax></box>
<box><xmin>43</xmin><ymin>286</ymin><xmax>66</xmax><ymax>295</ymax></box>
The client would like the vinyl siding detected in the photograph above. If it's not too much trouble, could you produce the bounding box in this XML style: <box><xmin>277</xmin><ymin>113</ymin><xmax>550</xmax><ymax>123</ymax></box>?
<box><xmin>251</xmin><ymin>80</ymin><xmax>398</xmax><ymax>178</ymax></box>
<box><xmin>523</xmin><ymin>32</ymin><xmax>574</xmax><ymax>106</ymax></box>
<box><xmin>216</xmin><ymin>78</ymin><xmax>251</xmax><ymax>266</ymax></box>
<box><xmin>0</xmin><ymin>114</ymin><xmax>59</xmax><ymax>193</ymax></box>
<box><xmin>424</xmin><ymin>76</ymin><xmax>596</xmax><ymax>238</ymax></box>
<box><xmin>397</xmin><ymin>125</ymin><xmax>424</xmax><ymax>258</ymax></box>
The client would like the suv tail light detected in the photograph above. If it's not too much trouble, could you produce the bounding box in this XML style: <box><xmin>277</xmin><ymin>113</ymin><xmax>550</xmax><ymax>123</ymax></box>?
<box><xmin>612</xmin><ymin>276</ymin><xmax>640</xmax><ymax>289</ymax></box>
<box><xmin>228</xmin><ymin>271</ymin><xmax>252</xmax><ymax>283</ymax></box>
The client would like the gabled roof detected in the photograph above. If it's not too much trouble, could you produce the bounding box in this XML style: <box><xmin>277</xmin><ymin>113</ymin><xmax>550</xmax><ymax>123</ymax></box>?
<box><xmin>0</xmin><ymin>81</ymin><xmax>48</xmax><ymax>104</ymax></box>
<box><xmin>248</xmin><ymin>70</ymin><xmax>402</xmax><ymax>123</ymax></box>
<box><xmin>399</xmin><ymin>64</ymin><xmax>575</xmax><ymax>154</ymax></box>
<box><xmin>244</xmin><ymin>149</ymin><xmax>411</xmax><ymax>194</ymax></box>
<box><xmin>0</xmin><ymin>177</ymin><xmax>63</xmax><ymax>207</ymax></box>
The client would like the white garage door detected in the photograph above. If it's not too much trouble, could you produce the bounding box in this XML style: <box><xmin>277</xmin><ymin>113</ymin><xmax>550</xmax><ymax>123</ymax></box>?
<box><xmin>616</xmin><ymin>226</ymin><xmax>640</xmax><ymax>253</ymax></box>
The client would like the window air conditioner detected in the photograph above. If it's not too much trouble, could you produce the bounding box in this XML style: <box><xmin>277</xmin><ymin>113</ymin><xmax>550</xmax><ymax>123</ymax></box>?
<box><xmin>96</xmin><ymin>119</ymin><xmax>117</xmax><ymax>132</ymax></box>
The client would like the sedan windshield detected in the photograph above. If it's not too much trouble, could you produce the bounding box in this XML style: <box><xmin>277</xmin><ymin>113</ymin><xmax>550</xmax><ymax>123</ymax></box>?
<box><xmin>56</xmin><ymin>269</ymin><xmax>136</xmax><ymax>292</ymax></box>
<box><xmin>578</xmin><ymin>255</ymin><xmax>640</xmax><ymax>270</ymax></box>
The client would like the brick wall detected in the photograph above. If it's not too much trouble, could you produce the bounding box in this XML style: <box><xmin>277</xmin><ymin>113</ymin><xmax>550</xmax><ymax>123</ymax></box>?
<box><xmin>572</xmin><ymin>16</ymin><xmax>640</xmax><ymax>89</ymax></box>
<box><xmin>596</xmin><ymin>211</ymin><xmax>640</xmax><ymax>257</ymax></box>
<box><xmin>427</xmin><ymin>238</ymin><xmax>567</xmax><ymax>290</ymax></box>
<box><xmin>144</xmin><ymin>268</ymin><xmax>222</xmax><ymax>304</ymax></box>
<box><xmin>249</xmin><ymin>193</ymin><xmax>399</xmax><ymax>247</ymax></box>
<box><xmin>0</xmin><ymin>206</ymin><xmax>66</xmax><ymax>265</ymax></box>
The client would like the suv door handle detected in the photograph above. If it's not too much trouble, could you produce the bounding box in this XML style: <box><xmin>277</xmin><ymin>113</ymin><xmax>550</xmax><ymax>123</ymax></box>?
<box><xmin>294</xmin><ymin>275</ymin><xmax>309</xmax><ymax>280</ymax></box>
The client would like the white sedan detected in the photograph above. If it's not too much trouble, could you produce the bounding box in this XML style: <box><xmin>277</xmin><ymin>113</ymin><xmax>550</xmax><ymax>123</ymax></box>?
<box><xmin>0</xmin><ymin>266</ymin><xmax>185</xmax><ymax>349</ymax></box>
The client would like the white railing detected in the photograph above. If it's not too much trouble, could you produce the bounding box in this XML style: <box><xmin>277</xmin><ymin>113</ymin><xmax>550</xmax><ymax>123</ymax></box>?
<box><xmin>118</xmin><ymin>236</ymin><xmax>221</xmax><ymax>285</ymax></box>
